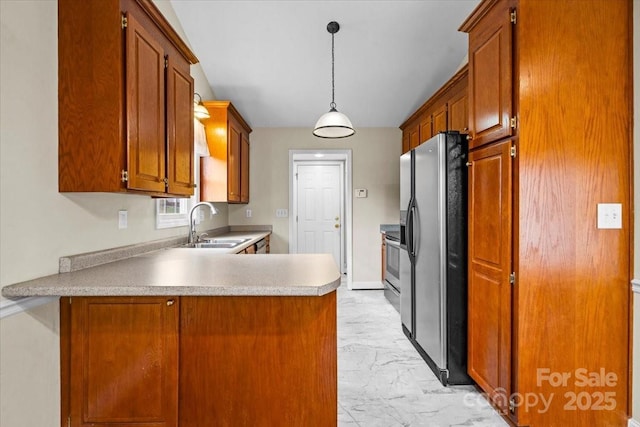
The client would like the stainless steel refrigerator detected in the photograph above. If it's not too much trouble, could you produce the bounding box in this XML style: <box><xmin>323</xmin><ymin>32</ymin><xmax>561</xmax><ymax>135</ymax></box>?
<box><xmin>399</xmin><ymin>131</ymin><xmax>471</xmax><ymax>386</ymax></box>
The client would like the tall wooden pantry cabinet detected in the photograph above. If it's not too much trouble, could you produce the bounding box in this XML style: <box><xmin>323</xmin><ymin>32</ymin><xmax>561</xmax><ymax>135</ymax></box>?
<box><xmin>460</xmin><ymin>0</ymin><xmax>632</xmax><ymax>426</ymax></box>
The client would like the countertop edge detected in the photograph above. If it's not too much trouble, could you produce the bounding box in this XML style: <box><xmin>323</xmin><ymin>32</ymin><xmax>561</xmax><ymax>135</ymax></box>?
<box><xmin>1</xmin><ymin>278</ymin><xmax>341</xmax><ymax>298</ymax></box>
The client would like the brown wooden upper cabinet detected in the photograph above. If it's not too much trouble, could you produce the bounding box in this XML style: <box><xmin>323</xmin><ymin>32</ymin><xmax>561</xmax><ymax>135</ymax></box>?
<box><xmin>400</xmin><ymin>65</ymin><xmax>468</xmax><ymax>154</ymax></box>
<box><xmin>200</xmin><ymin>101</ymin><xmax>252</xmax><ymax>204</ymax></box>
<box><xmin>58</xmin><ymin>0</ymin><xmax>198</xmax><ymax>197</ymax></box>
<box><xmin>464</xmin><ymin>0</ymin><xmax>514</xmax><ymax>149</ymax></box>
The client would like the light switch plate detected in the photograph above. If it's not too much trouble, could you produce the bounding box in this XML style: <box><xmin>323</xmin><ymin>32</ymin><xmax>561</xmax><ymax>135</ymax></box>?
<box><xmin>276</xmin><ymin>209</ymin><xmax>288</xmax><ymax>218</ymax></box>
<box><xmin>118</xmin><ymin>210</ymin><xmax>127</xmax><ymax>229</ymax></box>
<box><xmin>597</xmin><ymin>203</ymin><xmax>622</xmax><ymax>229</ymax></box>
<box><xmin>246</xmin><ymin>209</ymin><xmax>252</xmax><ymax>218</ymax></box>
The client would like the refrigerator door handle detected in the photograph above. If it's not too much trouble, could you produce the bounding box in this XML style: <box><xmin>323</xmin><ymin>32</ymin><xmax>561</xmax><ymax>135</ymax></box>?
<box><xmin>412</xmin><ymin>203</ymin><xmax>419</xmax><ymax>258</ymax></box>
<box><xmin>406</xmin><ymin>197</ymin><xmax>415</xmax><ymax>264</ymax></box>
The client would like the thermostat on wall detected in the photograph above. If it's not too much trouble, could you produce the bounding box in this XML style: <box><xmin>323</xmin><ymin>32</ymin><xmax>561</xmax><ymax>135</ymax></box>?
<box><xmin>355</xmin><ymin>189</ymin><xmax>368</xmax><ymax>198</ymax></box>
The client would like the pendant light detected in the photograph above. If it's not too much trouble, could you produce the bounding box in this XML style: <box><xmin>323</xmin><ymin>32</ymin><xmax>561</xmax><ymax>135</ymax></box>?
<box><xmin>193</xmin><ymin>93</ymin><xmax>210</xmax><ymax>120</ymax></box>
<box><xmin>313</xmin><ymin>21</ymin><xmax>355</xmax><ymax>139</ymax></box>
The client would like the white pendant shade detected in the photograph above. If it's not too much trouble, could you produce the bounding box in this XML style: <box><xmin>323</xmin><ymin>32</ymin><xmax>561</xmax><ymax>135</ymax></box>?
<box><xmin>313</xmin><ymin>109</ymin><xmax>355</xmax><ymax>139</ymax></box>
<box><xmin>194</xmin><ymin>102</ymin><xmax>210</xmax><ymax>120</ymax></box>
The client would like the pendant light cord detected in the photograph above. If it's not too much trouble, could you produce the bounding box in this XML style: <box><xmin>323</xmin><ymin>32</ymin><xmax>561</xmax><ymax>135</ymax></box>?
<box><xmin>330</xmin><ymin>31</ymin><xmax>336</xmax><ymax>110</ymax></box>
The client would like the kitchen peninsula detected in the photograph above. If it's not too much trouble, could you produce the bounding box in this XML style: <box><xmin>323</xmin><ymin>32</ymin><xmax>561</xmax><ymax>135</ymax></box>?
<box><xmin>2</xmin><ymin>248</ymin><xmax>341</xmax><ymax>427</ymax></box>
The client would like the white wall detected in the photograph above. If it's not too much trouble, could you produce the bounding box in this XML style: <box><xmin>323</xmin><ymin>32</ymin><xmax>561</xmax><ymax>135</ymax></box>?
<box><xmin>228</xmin><ymin>127</ymin><xmax>401</xmax><ymax>284</ymax></box>
<box><xmin>0</xmin><ymin>1</ymin><xmax>223</xmax><ymax>426</ymax></box>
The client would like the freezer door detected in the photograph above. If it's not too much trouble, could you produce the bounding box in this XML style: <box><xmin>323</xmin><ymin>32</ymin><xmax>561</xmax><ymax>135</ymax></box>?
<box><xmin>413</xmin><ymin>135</ymin><xmax>447</xmax><ymax>368</ymax></box>
<box><xmin>399</xmin><ymin>247</ymin><xmax>412</xmax><ymax>334</ymax></box>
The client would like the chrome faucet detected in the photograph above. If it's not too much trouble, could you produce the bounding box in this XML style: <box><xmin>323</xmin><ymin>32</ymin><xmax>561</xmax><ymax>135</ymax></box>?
<box><xmin>188</xmin><ymin>202</ymin><xmax>219</xmax><ymax>244</ymax></box>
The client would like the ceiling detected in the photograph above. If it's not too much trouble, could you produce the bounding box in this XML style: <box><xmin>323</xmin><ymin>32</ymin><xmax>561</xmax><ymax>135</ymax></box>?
<box><xmin>169</xmin><ymin>0</ymin><xmax>480</xmax><ymax>130</ymax></box>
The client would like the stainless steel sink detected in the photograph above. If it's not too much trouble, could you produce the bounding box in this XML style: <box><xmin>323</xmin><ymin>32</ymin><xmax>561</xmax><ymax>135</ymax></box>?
<box><xmin>184</xmin><ymin>238</ymin><xmax>250</xmax><ymax>249</ymax></box>
<box><xmin>206</xmin><ymin>238</ymin><xmax>250</xmax><ymax>245</ymax></box>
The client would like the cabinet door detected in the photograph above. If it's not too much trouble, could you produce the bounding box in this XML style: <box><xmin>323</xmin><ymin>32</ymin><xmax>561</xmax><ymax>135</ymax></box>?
<box><xmin>227</xmin><ymin>117</ymin><xmax>242</xmax><ymax>203</ymax></box>
<box><xmin>166</xmin><ymin>55</ymin><xmax>194</xmax><ymax>196</ymax></box>
<box><xmin>402</xmin><ymin>131</ymin><xmax>410</xmax><ymax>154</ymax></box>
<box><xmin>408</xmin><ymin>123</ymin><xmax>420</xmax><ymax>150</ymax></box>
<box><xmin>467</xmin><ymin>140</ymin><xmax>513</xmax><ymax>414</ymax></box>
<box><xmin>68</xmin><ymin>297</ymin><xmax>179</xmax><ymax>427</ymax></box>
<box><xmin>432</xmin><ymin>104</ymin><xmax>448</xmax><ymax>135</ymax></box>
<box><xmin>467</xmin><ymin>0</ymin><xmax>514</xmax><ymax>148</ymax></box>
<box><xmin>448</xmin><ymin>90</ymin><xmax>468</xmax><ymax>134</ymax></box>
<box><xmin>419</xmin><ymin>115</ymin><xmax>432</xmax><ymax>143</ymax></box>
<box><xmin>125</xmin><ymin>12</ymin><xmax>167</xmax><ymax>193</ymax></box>
<box><xmin>240</xmin><ymin>132</ymin><xmax>250</xmax><ymax>203</ymax></box>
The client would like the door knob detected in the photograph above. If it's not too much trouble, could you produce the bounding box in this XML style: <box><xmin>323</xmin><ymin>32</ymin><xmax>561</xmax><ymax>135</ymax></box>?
<box><xmin>335</xmin><ymin>217</ymin><xmax>339</xmax><ymax>221</ymax></box>
<box><xmin>334</xmin><ymin>224</ymin><xmax>340</xmax><ymax>229</ymax></box>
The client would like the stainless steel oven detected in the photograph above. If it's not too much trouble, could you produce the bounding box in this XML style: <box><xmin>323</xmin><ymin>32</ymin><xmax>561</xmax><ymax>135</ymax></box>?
<box><xmin>384</xmin><ymin>231</ymin><xmax>401</xmax><ymax>312</ymax></box>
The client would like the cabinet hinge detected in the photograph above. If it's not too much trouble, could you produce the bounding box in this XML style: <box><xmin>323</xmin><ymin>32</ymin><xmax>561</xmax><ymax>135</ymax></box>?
<box><xmin>164</xmin><ymin>56</ymin><xmax>168</xmax><ymax>68</ymax></box>
<box><xmin>510</xmin><ymin>145</ymin><xmax>517</xmax><ymax>158</ymax></box>
<box><xmin>121</xmin><ymin>14</ymin><xmax>128</xmax><ymax>29</ymax></box>
<box><xmin>509</xmin><ymin>396</ymin><xmax>516</xmax><ymax>413</ymax></box>
<box><xmin>121</xmin><ymin>170</ymin><xmax>129</xmax><ymax>182</ymax></box>
<box><xmin>509</xmin><ymin>272</ymin><xmax>516</xmax><ymax>285</ymax></box>
<box><xmin>510</xmin><ymin>9</ymin><xmax>517</xmax><ymax>24</ymax></box>
<box><xmin>163</xmin><ymin>177</ymin><xmax>169</xmax><ymax>188</ymax></box>
<box><xmin>67</xmin><ymin>415</ymin><xmax>71</xmax><ymax>427</ymax></box>
<box><xmin>510</xmin><ymin>116</ymin><xmax>517</xmax><ymax>129</ymax></box>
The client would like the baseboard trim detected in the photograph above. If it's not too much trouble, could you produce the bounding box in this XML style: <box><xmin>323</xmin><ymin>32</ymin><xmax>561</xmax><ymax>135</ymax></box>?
<box><xmin>350</xmin><ymin>281</ymin><xmax>385</xmax><ymax>290</ymax></box>
<box><xmin>629</xmin><ymin>418</ymin><xmax>640</xmax><ymax>427</ymax></box>
<box><xmin>632</xmin><ymin>279</ymin><xmax>640</xmax><ymax>294</ymax></box>
<box><xmin>0</xmin><ymin>296</ymin><xmax>57</xmax><ymax>319</ymax></box>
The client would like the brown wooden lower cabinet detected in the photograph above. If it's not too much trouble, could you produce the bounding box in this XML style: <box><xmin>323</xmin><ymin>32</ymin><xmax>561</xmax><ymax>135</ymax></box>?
<box><xmin>61</xmin><ymin>293</ymin><xmax>337</xmax><ymax>427</ymax></box>
<box><xmin>62</xmin><ymin>297</ymin><xmax>179</xmax><ymax>427</ymax></box>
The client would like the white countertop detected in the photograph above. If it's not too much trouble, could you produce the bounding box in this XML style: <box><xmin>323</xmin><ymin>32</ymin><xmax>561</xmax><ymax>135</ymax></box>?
<box><xmin>2</xmin><ymin>250</ymin><xmax>341</xmax><ymax>297</ymax></box>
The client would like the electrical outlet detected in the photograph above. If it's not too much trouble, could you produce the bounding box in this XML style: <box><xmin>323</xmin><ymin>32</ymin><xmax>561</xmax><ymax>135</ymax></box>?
<box><xmin>118</xmin><ymin>210</ymin><xmax>127</xmax><ymax>229</ymax></box>
<box><xmin>246</xmin><ymin>209</ymin><xmax>252</xmax><ymax>218</ymax></box>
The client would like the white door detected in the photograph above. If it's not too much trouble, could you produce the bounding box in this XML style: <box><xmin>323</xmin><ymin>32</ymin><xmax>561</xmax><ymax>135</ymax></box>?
<box><xmin>296</xmin><ymin>163</ymin><xmax>343</xmax><ymax>271</ymax></box>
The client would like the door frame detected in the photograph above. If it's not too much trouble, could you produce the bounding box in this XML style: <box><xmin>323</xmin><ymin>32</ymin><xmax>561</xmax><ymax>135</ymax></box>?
<box><xmin>289</xmin><ymin>150</ymin><xmax>353</xmax><ymax>290</ymax></box>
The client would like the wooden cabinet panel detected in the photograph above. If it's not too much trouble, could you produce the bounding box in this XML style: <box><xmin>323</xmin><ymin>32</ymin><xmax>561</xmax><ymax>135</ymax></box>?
<box><xmin>402</xmin><ymin>132</ymin><xmax>410</xmax><ymax>154</ymax></box>
<box><xmin>200</xmin><ymin>101</ymin><xmax>252</xmax><ymax>204</ymax></box>
<box><xmin>179</xmin><ymin>294</ymin><xmax>337</xmax><ymax>426</ymax></box>
<box><xmin>58</xmin><ymin>0</ymin><xmax>197</xmax><ymax>197</ymax></box>
<box><xmin>448</xmin><ymin>89</ymin><xmax>468</xmax><ymax>133</ymax></box>
<box><xmin>432</xmin><ymin>104</ymin><xmax>448</xmax><ymax>135</ymax></box>
<box><xmin>466</xmin><ymin>0</ymin><xmax>514</xmax><ymax>148</ymax></box>
<box><xmin>467</xmin><ymin>139</ymin><xmax>512</xmax><ymax>414</ymax></box>
<box><xmin>166</xmin><ymin>56</ymin><xmax>195</xmax><ymax>196</ymax></box>
<box><xmin>227</xmin><ymin>118</ymin><xmax>242</xmax><ymax>203</ymax></box>
<box><xmin>240</xmin><ymin>133</ymin><xmax>250</xmax><ymax>203</ymax></box>
<box><xmin>408</xmin><ymin>123</ymin><xmax>420</xmax><ymax>150</ymax></box>
<box><xmin>419</xmin><ymin>115</ymin><xmax>432</xmax><ymax>143</ymax></box>
<box><xmin>67</xmin><ymin>297</ymin><xmax>179</xmax><ymax>427</ymax></box>
<box><xmin>125</xmin><ymin>11</ymin><xmax>167</xmax><ymax>193</ymax></box>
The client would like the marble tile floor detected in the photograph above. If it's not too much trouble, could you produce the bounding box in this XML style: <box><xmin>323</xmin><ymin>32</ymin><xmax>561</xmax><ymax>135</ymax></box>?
<box><xmin>337</xmin><ymin>285</ymin><xmax>509</xmax><ymax>427</ymax></box>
